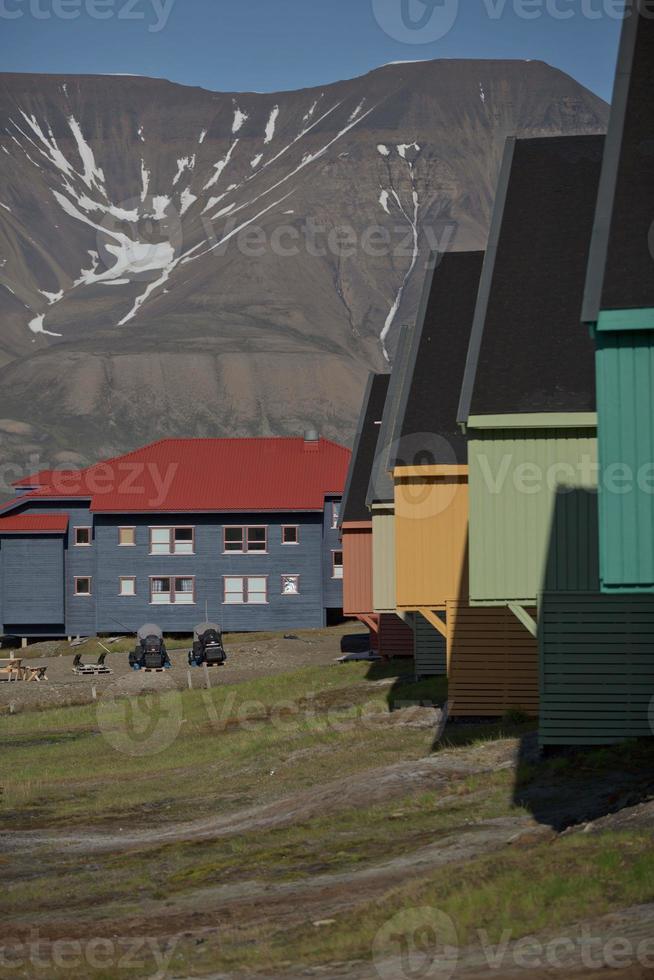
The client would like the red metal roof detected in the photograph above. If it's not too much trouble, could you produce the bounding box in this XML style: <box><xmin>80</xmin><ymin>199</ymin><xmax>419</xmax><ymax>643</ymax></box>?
<box><xmin>0</xmin><ymin>514</ymin><xmax>69</xmax><ymax>533</ymax></box>
<box><xmin>12</xmin><ymin>469</ymin><xmax>65</xmax><ymax>488</ymax></box>
<box><xmin>7</xmin><ymin>438</ymin><xmax>351</xmax><ymax>514</ymax></box>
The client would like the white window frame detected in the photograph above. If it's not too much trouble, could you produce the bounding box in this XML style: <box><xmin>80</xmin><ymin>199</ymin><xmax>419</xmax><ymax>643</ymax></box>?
<box><xmin>149</xmin><ymin>526</ymin><xmax>195</xmax><ymax>556</ymax></box>
<box><xmin>281</xmin><ymin>574</ymin><xmax>300</xmax><ymax>596</ymax></box>
<box><xmin>332</xmin><ymin>549</ymin><xmax>344</xmax><ymax>579</ymax></box>
<box><xmin>282</xmin><ymin>525</ymin><xmax>300</xmax><ymax>545</ymax></box>
<box><xmin>74</xmin><ymin>576</ymin><xmax>92</xmax><ymax>596</ymax></box>
<box><xmin>331</xmin><ymin>502</ymin><xmax>341</xmax><ymax>529</ymax></box>
<box><xmin>223</xmin><ymin>575</ymin><xmax>268</xmax><ymax>604</ymax></box>
<box><xmin>222</xmin><ymin>525</ymin><xmax>268</xmax><ymax>554</ymax></box>
<box><xmin>149</xmin><ymin>575</ymin><xmax>196</xmax><ymax>605</ymax></box>
<box><xmin>118</xmin><ymin>526</ymin><xmax>136</xmax><ymax>547</ymax></box>
<box><xmin>74</xmin><ymin>526</ymin><xmax>92</xmax><ymax>547</ymax></box>
<box><xmin>119</xmin><ymin>576</ymin><xmax>137</xmax><ymax>597</ymax></box>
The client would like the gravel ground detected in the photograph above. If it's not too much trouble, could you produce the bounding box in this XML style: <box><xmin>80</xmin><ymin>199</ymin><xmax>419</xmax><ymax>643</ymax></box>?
<box><xmin>0</xmin><ymin>622</ymin><xmax>368</xmax><ymax>713</ymax></box>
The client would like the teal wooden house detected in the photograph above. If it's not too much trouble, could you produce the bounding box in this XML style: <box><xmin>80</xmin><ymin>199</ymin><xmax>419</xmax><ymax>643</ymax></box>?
<box><xmin>583</xmin><ymin>6</ymin><xmax>654</xmax><ymax>594</ymax></box>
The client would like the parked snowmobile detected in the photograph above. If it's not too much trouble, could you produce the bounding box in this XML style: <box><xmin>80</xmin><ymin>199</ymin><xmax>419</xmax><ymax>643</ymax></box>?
<box><xmin>188</xmin><ymin>622</ymin><xmax>227</xmax><ymax>668</ymax></box>
<box><xmin>129</xmin><ymin>624</ymin><xmax>171</xmax><ymax>670</ymax></box>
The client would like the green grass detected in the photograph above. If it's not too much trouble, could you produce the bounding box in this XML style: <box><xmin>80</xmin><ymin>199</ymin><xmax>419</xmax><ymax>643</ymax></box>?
<box><xmin>2</xmin><ymin>657</ymin><xmax>652</xmax><ymax>980</ymax></box>
<box><xmin>0</xmin><ymin>663</ymin><xmax>447</xmax><ymax>826</ymax></box>
<box><xmin>3</xmin><ymin>767</ymin><xmax>522</xmax><ymax>920</ymax></box>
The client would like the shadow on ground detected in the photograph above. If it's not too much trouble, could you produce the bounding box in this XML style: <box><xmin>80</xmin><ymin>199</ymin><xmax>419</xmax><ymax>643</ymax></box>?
<box><xmin>512</xmin><ymin>733</ymin><xmax>654</xmax><ymax>831</ymax></box>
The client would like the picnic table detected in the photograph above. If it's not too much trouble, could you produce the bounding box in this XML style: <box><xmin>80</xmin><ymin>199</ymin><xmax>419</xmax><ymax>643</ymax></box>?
<box><xmin>0</xmin><ymin>657</ymin><xmax>48</xmax><ymax>682</ymax></box>
<box><xmin>0</xmin><ymin>657</ymin><xmax>23</xmax><ymax>681</ymax></box>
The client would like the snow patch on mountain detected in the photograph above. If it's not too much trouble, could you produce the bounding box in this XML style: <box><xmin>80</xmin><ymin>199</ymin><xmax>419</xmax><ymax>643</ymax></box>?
<box><xmin>149</xmin><ymin>195</ymin><xmax>170</xmax><ymax>220</ymax></box>
<box><xmin>40</xmin><ymin>288</ymin><xmax>64</xmax><ymax>304</ymax></box>
<box><xmin>173</xmin><ymin>155</ymin><xmax>195</xmax><ymax>185</ymax></box>
<box><xmin>179</xmin><ymin>188</ymin><xmax>197</xmax><ymax>215</ymax></box>
<box><xmin>67</xmin><ymin>114</ymin><xmax>105</xmax><ymax>191</ymax></box>
<box><xmin>264</xmin><ymin>106</ymin><xmax>279</xmax><ymax>143</ymax></box>
<box><xmin>29</xmin><ymin>313</ymin><xmax>61</xmax><ymax>338</ymax></box>
<box><xmin>203</xmin><ymin>140</ymin><xmax>239</xmax><ymax>190</ymax></box>
<box><xmin>232</xmin><ymin>107</ymin><xmax>248</xmax><ymax>134</ymax></box>
<box><xmin>377</xmin><ymin>144</ymin><xmax>390</xmax><ymax>157</ymax></box>
<box><xmin>397</xmin><ymin>142</ymin><xmax>420</xmax><ymax>159</ymax></box>
<box><xmin>140</xmin><ymin>160</ymin><xmax>150</xmax><ymax>202</ymax></box>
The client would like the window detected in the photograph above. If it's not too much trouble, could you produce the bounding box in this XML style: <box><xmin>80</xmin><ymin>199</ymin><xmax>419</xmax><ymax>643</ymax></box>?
<box><xmin>149</xmin><ymin>527</ymin><xmax>195</xmax><ymax>555</ymax></box>
<box><xmin>331</xmin><ymin>502</ymin><xmax>341</xmax><ymax>529</ymax></box>
<box><xmin>332</xmin><ymin>550</ymin><xmax>344</xmax><ymax>579</ymax></box>
<box><xmin>74</xmin><ymin>526</ymin><xmax>91</xmax><ymax>547</ymax></box>
<box><xmin>150</xmin><ymin>576</ymin><xmax>195</xmax><ymax>604</ymax></box>
<box><xmin>118</xmin><ymin>527</ymin><xmax>136</xmax><ymax>546</ymax></box>
<box><xmin>282</xmin><ymin>525</ymin><xmax>299</xmax><ymax>545</ymax></box>
<box><xmin>223</xmin><ymin>526</ymin><xmax>268</xmax><ymax>553</ymax></box>
<box><xmin>119</xmin><ymin>576</ymin><xmax>136</xmax><ymax>597</ymax></box>
<box><xmin>74</xmin><ymin>576</ymin><xmax>92</xmax><ymax>596</ymax></box>
<box><xmin>224</xmin><ymin>576</ymin><xmax>268</xmax><ymax>604</ymax></box>
<box><xmin>281</xmin><ymin>574</ymin><xmax>300</xmax><ymax>595</ymax></box>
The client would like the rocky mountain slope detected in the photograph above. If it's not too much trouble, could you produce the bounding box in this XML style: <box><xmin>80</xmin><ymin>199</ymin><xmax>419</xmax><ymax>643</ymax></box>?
<box><xmin>0</xmin><ymin>61</ymin><xmax>607</xmax><ymax>480</ymax></box>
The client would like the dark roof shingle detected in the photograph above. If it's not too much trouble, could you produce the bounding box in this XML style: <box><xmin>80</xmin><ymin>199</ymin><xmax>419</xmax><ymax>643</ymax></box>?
<box><xmin>341</xmin><ymin>374</ymin><xmax>390</xmax><ymax>523</ymax></box>
<box><xmin>583</xmin><ymin>7</ymin><xmax>654</xmax><ymax>320</ymax></box>
<box><xmin>459</xmin><ymin>135</ymin><xmax>603</xmax><ymax>421</ymax></box>
<box><xmin>395</xmin><ymin>251</ymin><xmax>484</xmax><ymax>466</ymax></box>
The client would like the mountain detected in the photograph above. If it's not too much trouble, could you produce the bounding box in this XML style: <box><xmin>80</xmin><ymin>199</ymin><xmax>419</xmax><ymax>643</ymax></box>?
<box><xmin>0</xmin><ymin>60</ymin><xmax>607</xmax><ymax>484</ymax></box>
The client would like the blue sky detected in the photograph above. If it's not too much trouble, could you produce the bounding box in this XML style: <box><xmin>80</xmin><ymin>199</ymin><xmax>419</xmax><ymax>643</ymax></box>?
<box><xmin>1</xmin><ymin>0</ymin><xmax>623</xmax><ymax>102</ymax></box>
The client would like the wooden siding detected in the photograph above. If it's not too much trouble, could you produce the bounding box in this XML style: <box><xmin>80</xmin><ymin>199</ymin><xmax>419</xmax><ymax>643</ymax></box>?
<box><xmin>372</xmin><ymin>506</ymin><xmax>396</xmax><ymax>613</ymax></box>
<box><xmin>414</xmin><ymin>612</ymin><xmax>446</xmax><ymax>677</ymax></box>
<box><xmin>468</xmin><ymin>427</ymin><xmax>598</xmax><ymax>605</ymax></box>
<box><xmin>595</xmin><ymin>330</ymin><xmax>654</xmax><ymax>592</ymax></box>
<box><xmin>1</xmin><ymin>536</ymin><xmax>64</xmax><ymax>627</ymax></box>
<box><xmin>342</xmin><ymin>524</ymin><xmax>373</xmax><ymax>616</ymax></box>
<box><xmin>378</xmin><ymin>613</ymin><xmax>414</xmax><ymax>659</ymax></box>
<box><xmin>0</xmin><ymin>502</ymin><xmax>340</xmax><ymax>635</ymax></box>
<box><xmin>446</xmin><ymin>601</ymin><xmax>539</xmax><ymax>717</ymax></box>
<box><xmin>539</xmin><ymin>592</ymin><xmax>654</xmax><ymax>745</ymax></box>
<box><xmin>395</xmin><ymin>471</ymin><xmax>468</xmax><ymax>608</ymax></box>
<box><xmin>94</xmin><ymin>513</ymin><xmax>326</xmax><ymax>633</ymax></box>
<box><xmin>322</xmin><ymin>496</ymin><xmax>344</xmax><ymax>610</ymax></box>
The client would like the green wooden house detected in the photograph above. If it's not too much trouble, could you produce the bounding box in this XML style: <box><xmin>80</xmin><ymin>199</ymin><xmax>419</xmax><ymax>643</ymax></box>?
<box><xmin>582</xmin><ymin>6</ymin><xmax>654</xmax><ymax>595</ymax></box>
<box><xmin>458</xmin><ymin>135</ymin><xmax>603</xmax><ymax>623</ymax></box>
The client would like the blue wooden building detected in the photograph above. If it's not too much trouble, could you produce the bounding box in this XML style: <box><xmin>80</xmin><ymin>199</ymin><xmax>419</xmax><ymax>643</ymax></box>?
<box><xmin>0</xmin><ymin>436</ymin><xmax>349</xmax><ymax>639</ymax></box>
